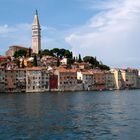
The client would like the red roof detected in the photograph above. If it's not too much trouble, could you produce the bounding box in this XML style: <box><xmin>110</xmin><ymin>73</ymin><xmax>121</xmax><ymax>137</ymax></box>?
<box><xmin>0</xmin><ymin>66</ymin><xmax>5</xmax><ymax>69</ymax></box>
<box><xmin>0</xmin><ymin>56</ymin><xmax>8</xmax><ymax>59</ymax></box>
<box><xmin>56</xmin><ymin>68</ymin><xmax>77</xmax><ymax>73</ymax></box>
<box><xmin>26</xmin><ymin>67</ymin><xmax>42</xmax><ymax>71</ymax></box>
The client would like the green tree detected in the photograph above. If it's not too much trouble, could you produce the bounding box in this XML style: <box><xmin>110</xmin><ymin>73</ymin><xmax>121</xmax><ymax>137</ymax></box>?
<box><xmin>13</xmin><ymin>50</ymin><xmax>27</xmax><ymax>58</ymax></box>
<box><xmin>83</xmin><ymin>56</ymin><xmax>96</xmax><ymax>65</ymax></box>
<box><xmin>38</xmin><ymin>50</ymin><xmax>43</xmax><ymax>58</ymax></box>
<box><xmin>28</xmin><ymin>48</ymin><xmax>32</xmax><ymax>57</ymax></box>
<box><xmin>58</xmin><ymin>49</ymin><xmax>65</xmax><ymax>58</ymax></box>
<box><xmin>73</xmin><ymin>56</ymin><xmax>76</xmax><ymax>62</ymax></box>
<box><xmin>15</xmin><ymin>59</ymin><xmax>20</xmax><ymax>68</ymax></box>
<box><xmin>99</xmin><ymin>64</ymin><xmax>110</xmax><ymax>70</ymax></box>
<box><xmin>84</xmin><ymin>56</ymin><xmax>99</xmax><ymax>66</ymax></box>
<box><xmin>51</xmin><ymin>48</ymin><xmax>60</xmax><ymax>57</ymax></box>
<box><xmin>42</xmin><ymin>49</ymin><xmax>53</xmax><ymax>56</ymax></box>
<box><xmin>33</xmin><ymin>55</ymin><xmax>38</xmax><ymax>66</ymax></box>
<box><xmin>78</xmin><ymin>54</ymin><xmax>82</xmax><ymax>63</ymax></box>
<box><xmin>57</xmin><ymin>58</ymin><xmax>60</xmax><ymax>67</ymax></box>
<box><xmin>21</xmin><ymin>60</ymin><xmax>25</xmax><ymax>68</ymax></box>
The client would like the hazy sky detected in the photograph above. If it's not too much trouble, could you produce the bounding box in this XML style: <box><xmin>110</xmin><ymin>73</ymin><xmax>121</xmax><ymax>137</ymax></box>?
<box><xmin>0</xmin><ymin>0</ymin><xmax>140</xmax><ymax>68</ymax></box>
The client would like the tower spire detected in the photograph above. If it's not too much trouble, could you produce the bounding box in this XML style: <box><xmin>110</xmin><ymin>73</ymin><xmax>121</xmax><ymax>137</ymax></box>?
<box><xmin>32</xmin><ymin>10</ymin><xmax>41</xmax><ymax>54</ymax></box>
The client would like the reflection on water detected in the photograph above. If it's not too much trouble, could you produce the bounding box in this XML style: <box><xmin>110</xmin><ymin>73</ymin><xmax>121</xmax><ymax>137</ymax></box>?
<box><xmin>0</xmin><ymin>90</ymin><xmax>140</xmax><ymax>140</ymax></box>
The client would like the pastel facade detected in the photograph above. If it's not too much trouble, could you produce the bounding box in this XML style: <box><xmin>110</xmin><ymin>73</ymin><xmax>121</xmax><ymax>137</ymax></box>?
<box><xmin>1</xmin><ymin>67</ymin><xmax>50</xmax><ymax>93</ymax></box>
<box><xmin>123</xmin><ymin>69</ymin><xmax>138</xmax><ymax>89</ymax></box>
<box><xmin>92</xmin><ymin>71</ymin><xmax>106</xmax><ymax>91</ymax></box>
<box><xmin>5</xmin><ymin>70</ymin><xmax>16</xmax><ymax>92</ymax></box>
<box><xmin>105</xmin><ymin>71</ymin><xmax>115</xmax><ymax>90</ymax></box>
<box><xmin>54</xmin><ymin>68</ymin><xmax>83</xmax><ymax>91</ymax></box>
<box><xmin>15</xmin><ymin>69</ymin><xmax>26</xmax><ymax>92</ymax></box>
<box><xmin>26</xmin><ymin>67</ymin><xmax>49</xmax><ymax>92</ymax></box>
<box><xmin>0</xmin><ymin>66</ymin><xmax>5</xmax><ymax>92</ymax></box>
<box><xmin>1</xmin><ymin>65</ymin><xmax>140</xmax><ymax>93</ymax></box>
<box><xmin>111</xmin><ymin>69</ymin><xmax>125</xmax><ymax>90</ymax></box>
<box><xmin>41</xmin><ymin>69</ymin><xmax>50</xmax><ymax>91</ymax></box>
<box><xmin>77</xmin><ymin>71</ymin><xmax>94</xmax><ymax>90</ymax></box>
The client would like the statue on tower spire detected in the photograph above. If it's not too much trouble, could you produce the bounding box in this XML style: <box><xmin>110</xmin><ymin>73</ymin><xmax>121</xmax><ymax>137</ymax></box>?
<box><xmin>35</xmin><ymin>9</ymin><xmax>38</xmax><ymax>15</ymax></box>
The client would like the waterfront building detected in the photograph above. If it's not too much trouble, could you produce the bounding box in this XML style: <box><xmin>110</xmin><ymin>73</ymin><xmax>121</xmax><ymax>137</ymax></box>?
<box><xmin>77</xmin><ymin>71</ymin><xmax>94</xmax><ymax>90</ymax></box>
<box><xmin>3</xmin><ymin>68</ymin><xmax>26</xmax><ymax>93</ymax></box>
<box><xmin>41</xmin><ymin>69</ymin><xmax>50</xmax><ymax>91</ymax></box>
<box><xmin>92</xmin><ymin>71</ymin><xmax>106</xmax><ymax>91</ymax></box>
<box><xmin>0</xmin><ymin>66</ymin><xmax>5</xmax><ymax>92</ymax></box>
<box><xmin>5</xmin><ymin>69</ymin><xmax>16</xmax><ymax>92</ymax></box>
<box><xmin>32</xmin><ymin>10</ymin><xmax>41</xmax><ymax>54</ymax></box>
<box><xmin>26</xmin><ymin>67</ymin><xmax>42</xmax><ymax>92</ymax></box>
<box><xmin>110</xmin><ymin>69</ymin><xmax>125</xmax><ymax>89</ymax></box>
<box><xmin>54</xmin><ymin>68</ymin><xmax>83</xmax><ymax>91</ymax></box>
<box><xmin>49</xmin><ymin>74</ymin><xmax>58</xmax><ymax>91</ymax></box>
<box><xmin>105</xmin><ymin>71</ymin><xmax>115</xmax><ymax>90</ymax></box>
<box><xmin>26</xmin><ymin>67</ymin><xmax>49</xmax><ymax>92</ymax></box>
<box><xmin>123</xmin><ymin>69</ymin><xmax>138</xmax><ymax>89</ymax></box>
<box><xmin>15</xmin><ymin>68</ymin><xmax>26</xmax><ymax>92</ymax></box>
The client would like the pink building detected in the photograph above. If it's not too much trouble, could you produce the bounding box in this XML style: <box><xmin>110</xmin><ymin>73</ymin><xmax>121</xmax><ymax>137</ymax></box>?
<box><xmin>92</xmin><ymin>71</ymin><xmax>106</xmax><ymax>91</ymax></box>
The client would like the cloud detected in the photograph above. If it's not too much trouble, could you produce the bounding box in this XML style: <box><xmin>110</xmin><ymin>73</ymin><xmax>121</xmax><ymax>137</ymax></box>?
<box><xmin>0</xmin><ymin>23</ymin><xmax>71</xmax><ymax>55</ymax></box>
<box><xmin>65</xmin><ymin>0</ymin><xmax>140</xmax><ymax>68</ymax></box>
<box><xmin>0</xmin><ymin>23</ymin><xmax>32</xmax><ymax>55</ymax></box>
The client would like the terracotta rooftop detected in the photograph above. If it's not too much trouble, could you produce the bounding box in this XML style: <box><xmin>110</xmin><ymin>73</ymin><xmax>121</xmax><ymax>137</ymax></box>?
<box><xmin>56</xmin><ymin>68</ymin><xmax>77</xmax><ymax>73</ymax></box>
<box><xmin>0</xmin><ymin>66</ymin><xmax>5</xmax><ymax>69</ymax></box>
<box><xmin>10</xmin><ymin>67</ymin><xmax>43</xmax><ymax>71</ymax></box>
<box><xmin>26</xmin><ymin>67</ymin><xmax>42</xmax><ymax>71</ymax></box>
<box><xmin>0</xmin><ymin>56</ymin><xmax>8</xmax><ymax>59</ymax></box>
<box><xmin>81</xmin><ymin>71</ymin><xmax>93</xmax><ymax>75</ymax></box>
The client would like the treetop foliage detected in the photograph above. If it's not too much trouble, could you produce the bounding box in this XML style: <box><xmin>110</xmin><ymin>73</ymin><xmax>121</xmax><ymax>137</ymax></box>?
<box><xmin>13</xmin><ymin>48</ymin><xmax>110</xmax><ymax>70</ymax></box>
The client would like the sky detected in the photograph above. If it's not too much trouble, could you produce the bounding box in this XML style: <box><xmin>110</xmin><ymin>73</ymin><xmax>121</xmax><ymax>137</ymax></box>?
<box><xmin>0</xmin><ymin>0</ymin><xmax>140</xmax><ymax>68</ymax></box>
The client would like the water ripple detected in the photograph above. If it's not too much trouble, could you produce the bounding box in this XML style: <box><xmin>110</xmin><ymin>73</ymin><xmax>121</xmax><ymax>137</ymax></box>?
<box><xmin>0</xmin><ymin>90</ymin><xmax>140</xmax><ymax>139</ymax></box>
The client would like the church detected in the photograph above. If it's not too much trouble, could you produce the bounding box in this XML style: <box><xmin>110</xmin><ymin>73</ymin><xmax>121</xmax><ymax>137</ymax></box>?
<box><xmin>6</xmin><ymin>10</ymin><xmax>41</xmax><ymax>56</ymax></box>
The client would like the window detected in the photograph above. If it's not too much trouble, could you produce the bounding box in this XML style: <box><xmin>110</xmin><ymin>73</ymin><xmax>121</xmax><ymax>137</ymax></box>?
<box><xmin>45</xmin><ymin>82</ymin><xmax>48</xmax><ymax>88</ymax></box>
<box><xmin>33</xmin><ymin>31</ymin><xmax>38</xmax><ymax>34</ymax></box>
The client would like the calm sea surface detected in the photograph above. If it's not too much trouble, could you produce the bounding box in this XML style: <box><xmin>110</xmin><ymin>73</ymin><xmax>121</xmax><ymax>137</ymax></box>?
<box><xmin>0</xmin><ymin>90</ymin><xmax>140</xmax><ymax>140</ymax></box>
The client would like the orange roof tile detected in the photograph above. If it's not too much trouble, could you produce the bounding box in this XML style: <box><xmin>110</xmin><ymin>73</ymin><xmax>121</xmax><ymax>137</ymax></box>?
<box><xmin>26</xmin><ymin>67</ymin><xmax>42</xmax><ymax>71</ymax></box>
<box><xmin>81</xmin><ymin>71</ymin><xmax>93</xmax><ymax>75</ymax></box>
<box><xmin>56</xmin><ymin>68</ymin><xmax>77</xmax><ymax>73</ymax></box>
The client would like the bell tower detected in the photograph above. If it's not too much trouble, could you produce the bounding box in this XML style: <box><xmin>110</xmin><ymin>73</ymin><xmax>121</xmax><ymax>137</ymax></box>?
<box><xmin>32</xmin><ymin>10</ymin><xmax>41</xmax><ymax>54</ymax></box>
